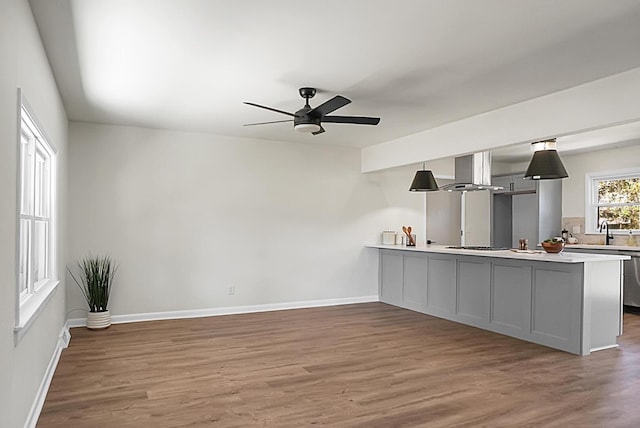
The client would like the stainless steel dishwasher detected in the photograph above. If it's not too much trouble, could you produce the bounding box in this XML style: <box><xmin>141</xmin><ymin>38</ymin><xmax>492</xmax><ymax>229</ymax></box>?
<box><xmin>624</xmin><ymin>253</ymin><xmax>640</xmax><ymax>311</ymax></box>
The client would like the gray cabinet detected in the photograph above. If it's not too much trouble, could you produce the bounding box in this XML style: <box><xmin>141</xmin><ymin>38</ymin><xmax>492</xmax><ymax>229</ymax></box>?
<box><xmin>380</xmin><ymin>250</ymin><xmax>403</xmax><ymax>306</ymax></box>
<box><xmin>492</xmin><ymin>177</ymin><xmax>562</xmax><ymax>248</ymax></box>
<box><xmin>513</xmin><ymin>175</ymin><xmax>537</xmax><ymax>193</ymax></box>
<box><xmin>492</xmin><ymin>173</ymin><xmax>536</xmax><ymax>194</ymax></box>
<box><xmin>490</xmin><ymin>261</ymin><xmax>531</xmax><ymax>335</ymax></box>
<box><xmin>566</xmin><ymin>246</ymin><xmax>634</xmax><ymax>327</ymax></box>
<box><xmin>402</xmin><ymin>253</ymin><xmax>428</xmax><ymax>312</ymax></box>
<box><xmin>379</xmin><ymin>250</ymin><xmax>427</xmax><ymax>312</ymax></box>
<box><xmin>456</xmin><ymin>258</ymin><xmax>491</xmax><ymax>327</ymax></box>
<box><xmin>376</xmin><ymin>248</ymin><xmax>623</xmax><ymax>355</ymax></box>
<box><xmin>511</xmin><ymin>193</ymin><xmax>538</xmax><ymax>248</ymax></box>
<box><xmin>427</xmin><ymin>255</ymin><xmax>456</xmax><ymax>317</ymax></box>
<box><xmin>530</xmin><ymin>264</ymin><xmax>582</xmax><ymax>353</ymax></box>
<box><xmin>491</xmin><ymin>175</ymin><xmax>512</xmax><ymax>194</ymax></box>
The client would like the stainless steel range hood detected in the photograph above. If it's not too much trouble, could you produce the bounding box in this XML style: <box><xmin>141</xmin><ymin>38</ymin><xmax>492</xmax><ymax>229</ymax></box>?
<box><xmin>440</xmin><ymin>151</ymin><xmax>503</xmax><ymax>192</ymax></box>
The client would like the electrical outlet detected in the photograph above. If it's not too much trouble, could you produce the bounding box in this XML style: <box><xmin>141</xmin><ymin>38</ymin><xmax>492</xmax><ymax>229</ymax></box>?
<box><xmin>572</xmin><ymin>226</ymin><xmax>580</xmax><ymax>234</ymax></box>
<box><xmin>59</xmin><ymin>329</ymin><xmax>70</xmax><ymax>348</ymax></box>
<box><xmin>227</xmin><ymin>285</ymin><xmax>235</xmax><ymax>295</ymax></box>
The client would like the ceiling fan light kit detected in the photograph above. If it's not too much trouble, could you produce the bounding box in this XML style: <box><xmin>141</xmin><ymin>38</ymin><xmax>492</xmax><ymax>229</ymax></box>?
<box><xmin>524</xmin><ymin>138</ymin><xmax>569</xmax><ymax>180</ymax></box>
<box><xmin>294</xmin><ymin>123</ymin><xmax>321</xmax><ymax>133</ymax></box>
<box><xmin>244</xmin><ymin>87</ymin><xmax>380</xmax><ymax>135</ymax></box>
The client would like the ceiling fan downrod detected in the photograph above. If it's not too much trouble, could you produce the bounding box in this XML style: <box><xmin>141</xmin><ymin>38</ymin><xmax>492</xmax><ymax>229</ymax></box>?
<box><xmin>299</xmin><ymin>87</ymin><xmax>316</xmax><ymax>107</ymax></box>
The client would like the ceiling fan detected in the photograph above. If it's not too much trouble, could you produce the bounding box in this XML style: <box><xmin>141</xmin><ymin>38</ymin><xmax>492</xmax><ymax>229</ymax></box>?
<box><xmin>243</xmin><ymin>87</ymin><xmax>380</xmax><ymax>135</ymax></box>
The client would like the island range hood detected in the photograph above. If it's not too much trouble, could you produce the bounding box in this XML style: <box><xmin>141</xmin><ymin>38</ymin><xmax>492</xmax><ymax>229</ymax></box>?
<box><xmin>440</xmin><ymin>151</ymin><xmax>503</xmax><ymax>192</ymax></box>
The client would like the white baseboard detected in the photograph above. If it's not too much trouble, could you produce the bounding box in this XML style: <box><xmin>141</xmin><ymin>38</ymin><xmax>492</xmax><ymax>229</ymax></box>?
<box><xmin>24</xmin><ymin>323</ymin><xmax>70</xmax><ymax>428</ymax></box>
<box><xmin>67</xmin><ymin>295</ymin><xmax>379</xmax><ymax>327</ymax></box>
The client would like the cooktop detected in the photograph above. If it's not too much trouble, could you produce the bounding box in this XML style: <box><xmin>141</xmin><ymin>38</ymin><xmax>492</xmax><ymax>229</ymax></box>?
<box><xmin>445</xmin><ymin>246</ymin><xmax>510</xmax><ymax>251</ymax></box>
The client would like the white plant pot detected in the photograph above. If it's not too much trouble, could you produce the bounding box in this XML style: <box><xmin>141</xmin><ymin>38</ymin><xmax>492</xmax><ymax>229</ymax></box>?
<box><xmin>87</xmin><ymin>310</ymin><xmax>111</xmax><ymax>329</ymax></box>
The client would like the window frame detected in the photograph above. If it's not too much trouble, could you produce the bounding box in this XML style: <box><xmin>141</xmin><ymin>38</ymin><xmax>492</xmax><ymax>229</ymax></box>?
<box><xmin>585</xmin><ymin>167</ymin><xmax>640</xmax><ymax>234</ymax></box>
<box><xmin>14</xmin><ymin>89</ymin><xmax>60</xmax><ymax>343</ymax></box>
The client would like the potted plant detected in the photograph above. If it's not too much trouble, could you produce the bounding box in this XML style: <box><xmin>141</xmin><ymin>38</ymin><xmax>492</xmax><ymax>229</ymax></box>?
<box><xmin>68</xmin><ymin>255</ymin><xmax>118</xmax><ymax>329</ymax></box>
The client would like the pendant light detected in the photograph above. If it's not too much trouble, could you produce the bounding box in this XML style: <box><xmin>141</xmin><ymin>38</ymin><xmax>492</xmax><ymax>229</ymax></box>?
<box><xmin>409</xmin><ymin>163</ymin><xmax>439</xmax><ymax>191</ymax></box>
<box><xmin>524</xmin><ymin>138</ymin><xmax>568</xmax><ymax>180</ymax></box>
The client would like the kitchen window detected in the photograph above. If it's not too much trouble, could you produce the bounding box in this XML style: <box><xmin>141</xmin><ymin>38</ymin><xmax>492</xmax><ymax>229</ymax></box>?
<box><xmin>586</xmin><ymin>169</ymin><xmax>640</xmax><ymax>234</ymax></box>
<box><xmin>15</xmin><ymin>94</ymin><xmax>59</xmax><ymax>341</ymax></box>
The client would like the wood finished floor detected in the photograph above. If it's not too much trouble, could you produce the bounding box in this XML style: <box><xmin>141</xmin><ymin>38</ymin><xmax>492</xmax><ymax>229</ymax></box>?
<box><xmin>38</xmin><ymin>303</ymin><xmax>640</xmax><ymax>427</ymax></box>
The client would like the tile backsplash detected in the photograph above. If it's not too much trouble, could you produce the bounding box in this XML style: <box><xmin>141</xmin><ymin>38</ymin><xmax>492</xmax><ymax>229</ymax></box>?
<box><xmin>562</xmin><ymin>216</ymin><xmax>636</xmax><ymax>246</ymax></box>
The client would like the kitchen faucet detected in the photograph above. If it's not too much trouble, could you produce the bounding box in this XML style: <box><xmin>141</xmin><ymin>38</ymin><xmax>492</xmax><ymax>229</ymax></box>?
<box><xmin>599</xmin><ymin>220</ymin><xmax>614</xmax><ymax>245</ymax></box>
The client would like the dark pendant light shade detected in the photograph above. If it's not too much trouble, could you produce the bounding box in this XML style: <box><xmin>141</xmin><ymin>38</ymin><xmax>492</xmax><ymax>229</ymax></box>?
<box><xmin>409</xmin><ymin>167</ymin><xmax>439</xmax><ymax>191</ymax></box>
<box><xmin>524</xmin><ymin>139</ymin><xmax>568</xmax><ymax>180</ymax></box>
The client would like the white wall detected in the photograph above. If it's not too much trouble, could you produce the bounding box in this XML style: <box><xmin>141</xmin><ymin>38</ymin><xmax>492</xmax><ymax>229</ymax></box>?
<box><xmin>490</xmin><ymin>143</ymin><xmax>640</xmax><ymax>238</ymax></box>
<box><xmin>561</xmin><ymin>142</ymin><xmax>640</xmax><ymax>218</ymax></box>
<box><xmin>426</xmin><ymin>182</ymin><xmax>461</xmax><ymax>245</ymax></box>
<box><xmin>68</xmin><ymin>123</ymin><xmax>456</xmax><ymax>316</ymax></box>
<box><xmin>362</xmin><ymin>66</ymin><xmax>640</xmax><ymax>172</ymax></box>
<box><xmin>463</xmin><ymin>191</ymin><xmax>491</xmax><ymax>246</ymax></box>
<box><xmin>491</xmin><ymin>161</ymin><xmax>528</xmax><ymax>176</ymax></box>
<box><xmin>0</xmin><ymin>1</ymin><xmax>68</xmax><ymax>427</ymax></box>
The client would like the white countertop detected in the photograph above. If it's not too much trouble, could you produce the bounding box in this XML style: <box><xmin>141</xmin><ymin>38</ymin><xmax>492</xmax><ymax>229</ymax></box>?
<box><xmin>366</xmin><ymin>244</ymin><xmax>630</xmax><ymax>263</ymax></box>
<box><xmin>565</xmin><ymin>244</ymin><xmax>640</xmax><ymax>253</ymax></box>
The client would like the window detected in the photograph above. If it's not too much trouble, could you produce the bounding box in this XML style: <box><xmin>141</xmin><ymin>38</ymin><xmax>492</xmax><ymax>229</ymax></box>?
<box><xmin>15</xmin><ymin>94</ymin><xmax>59</xmax><ymax>339</ymax></box>
<box><xmin>586</xmin><ymin>169</ymin><xmax>640</xmax><ymax>233</ymax></box>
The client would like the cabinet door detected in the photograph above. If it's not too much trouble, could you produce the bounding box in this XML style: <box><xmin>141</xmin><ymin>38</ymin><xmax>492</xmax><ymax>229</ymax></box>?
<box><xmin>380</xmin><ymin>251</ymin><xmax>403</xmax><ymax>306</ymax></box>
<box><xmin>491</xmin><ymin>176</ymin><xmax>512</xmax><ymax>194</ymax></box>
<box><xmin>512</xmin><ymin>175</ymin><xmax>536</xmax><ymax>193</ymax></box>
<box><xmin>490</xmin><ymin>261</ymin><xmax>532</xmax><ymax>336</ymax></box>
<box><xmin>456</xmin><ymin>258</ymin><xmax>491</xmax><ymax>327</ymax></box>
<box><xmin>403</xmin><ymin>253</ymin><xmax>428</xmax><ymax>312</ymax></box>
<box><xmin>426</xmin><ymin>255</ymin><xmax>456</xmax><ymax>317</ymax></box>
<box><xmin>530</xmin><ymin>264</ymin><xmax>582</xmax><ymax>354</ymax></box>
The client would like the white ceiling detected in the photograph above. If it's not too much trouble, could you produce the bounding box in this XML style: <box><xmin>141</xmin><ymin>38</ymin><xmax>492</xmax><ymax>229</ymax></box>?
<box><xmin>30</xmin><ymin>0</ymin><xmax>640</xmax><ymax>150</ymax></box>
<box><xmin>492</xmin><ymin>121</ymin><xmax>640</xmax><ymax>163</ymax></box>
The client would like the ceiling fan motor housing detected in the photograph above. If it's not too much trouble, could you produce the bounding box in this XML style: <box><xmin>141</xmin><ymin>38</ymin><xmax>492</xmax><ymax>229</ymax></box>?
<box><xmin>294</xmin><ymin>106</ymin><xmax>320</xmax><ymax>127</ymax></box>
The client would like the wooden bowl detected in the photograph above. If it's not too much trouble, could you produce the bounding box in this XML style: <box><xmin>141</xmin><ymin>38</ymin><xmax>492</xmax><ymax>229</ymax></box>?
<box><xmin>541</xmin><ymin>241</ymin><xmax>565</xmax><ymax>253</ymax></box>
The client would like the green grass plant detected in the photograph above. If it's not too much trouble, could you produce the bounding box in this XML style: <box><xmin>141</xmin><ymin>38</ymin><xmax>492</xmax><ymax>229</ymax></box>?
<box><xmin>68</xmin><ymin>255</ymin><xmax>118</xmax><ymax>313</ymax></box>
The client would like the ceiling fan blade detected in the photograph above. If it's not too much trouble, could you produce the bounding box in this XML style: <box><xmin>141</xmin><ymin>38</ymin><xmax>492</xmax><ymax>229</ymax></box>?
<box><xmin>307</xmin><ymin>95</ymin><xmax>351</xmax><ymax>118</ymax></box>
<box><xmin>243</xmin><ymin>119</ymin><xmax>293</xmax><ymax>127</ymax></box>
<box><xmin>322</xmin><ymin>115</ymin><xmax>380</xmax><ymax>125</ymax></box>
<box><xmin>243</xmin><ymin>102</ymin><xmax>296</xmax><ymax>117</ymax></box>
<box><xmin>312</xmin><ymin>126</ymin><xmax>325</xmax><ymax>135</ymax></box>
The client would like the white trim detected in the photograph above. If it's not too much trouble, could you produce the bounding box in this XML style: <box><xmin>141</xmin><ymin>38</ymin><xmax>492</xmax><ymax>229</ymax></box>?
<box><xmin>460</xmin><ymin>192</ymin><xmax>466</xmax><ymax>246</ymax></box>
<box><xmin>590</xmin><ymin>344</ymin><xmax>619</xmax><ymax>353</ymax></box>
<box><xmin>16</xmin><ymin>89</ymin><xmax>59</xmax><ymax>340</ymax></box>
<box><xmin>14</xmin><ymin>280</ymin><xmax>60</xmax><ymax>344</ymax></box>
<box><xmin>23</xmin><ymin>323</ymin><xmax>70</xmax><ymax>428</ymax></box>
<box><xmin>585</xmin><ymin>172</ymin><xmax>595</xmax><ymax>233</ymax></box>
<box><xmin>15</xmin><ymin>89</ymin><xmax>24</xmax><ymax>327</ymax></box>
<box><xmin>19</xmin><ymin>91</ymin><xmax>57</xmax><ymax>154</ymax></box>
<box><xmin>587</xmin><ymin>167</ymin><xmax>640</xmax><ymax>181</ymax></box>
<box><xmin>424</xmin><ymin>192</ymin><xmax>428</xmax><ymax>245</ymax></box>
<box><xmin>67</xmin><ymin>295</ymin><xmax>379</xmax><ymax>327</ymax></box>
<box><xmin>585</xmin><ymin>167</ymin><xmax>640</xmax><ymax>234</ymax></box>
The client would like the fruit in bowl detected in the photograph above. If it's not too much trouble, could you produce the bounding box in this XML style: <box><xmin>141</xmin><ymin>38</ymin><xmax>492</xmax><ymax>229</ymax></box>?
<box><xmin>541</xmin><ymin>238</ymin><xmax>565</xmax><ymax>253</ymax></box>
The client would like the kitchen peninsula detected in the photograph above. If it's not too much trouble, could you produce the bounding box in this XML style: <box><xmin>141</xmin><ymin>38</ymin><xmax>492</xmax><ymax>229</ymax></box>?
<box><xmin>367</xmin><ymin>244</ymin><xmax>630</xmax><ymax>355</ymax></box>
